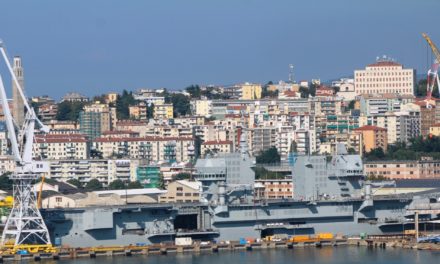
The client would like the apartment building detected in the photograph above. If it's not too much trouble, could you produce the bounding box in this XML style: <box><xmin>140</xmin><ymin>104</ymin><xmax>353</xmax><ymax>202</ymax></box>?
<box><xmin>254</xmin><ymin>179</ymin><xmax>293</xmax><ymax>199</ymax></box>
<box><xmin>359</xmin><ymin>93</ymin><xmax>415</xmax><ymax>116</ymax></box>
<box><xmin>44</xmin><ymin>159</ymin><xmax>139</xmax><ymax>185</ymax></box>
<box><xmin>92</xmin><ymin>136</ymin><xmax>194</xmax><ymax>163</ymax></box>
<box><xmin>38</xmin><ymin>103</ymin><xmax>58</xmax><ymax>123</ymax></box>
<box><xmin>33</xmin><ymin>134</ymin><xmax>89</xmax><ymax>160</ymax></box>
<box><xmin>154</xmin><ymin>103</ymin><xmax>174</xmax><ymax>119</ymax></box>
<box><xmin>354</xmin><ymin>58</ymin><xmax>415</xmax><ymax>95</ymax></box>
<box><xmin>194</xmin><ymin>100</ymin><xmax>212</xmax><ymax>117</ymax></box>
<box><xmin>79</xmin><ymin>102</ymin><xmax>116</xmax><ymax>140</ymax></box>
<box><xmin>201</xmin><ymin>140</ymin><xmax>233</xmax><ymax>157</ymax></box>
<box><xmin>359</xmin><ymin>111</ymin><xmax>420</xmax><ymax>144</ymax></box>
<box><xmin>249</xmin><ymin>127</ymin><xmax>277</xmax><ymax>156</ymax></box>
<box><xmin>364</xmin><ymin>157</ymin><xmax>440</xmax><ymax>179</ymax></box>
<box><xmin>353</xmin><ymin>125</ymin><xmax>388</xmax><ymax>152</ymax></box>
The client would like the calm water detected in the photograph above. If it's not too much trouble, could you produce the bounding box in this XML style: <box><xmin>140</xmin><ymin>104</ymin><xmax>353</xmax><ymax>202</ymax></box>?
<box><xmin>34</xmin><ymin>247</ymin><xmax>440</xmax><ymax>264</ymax></box>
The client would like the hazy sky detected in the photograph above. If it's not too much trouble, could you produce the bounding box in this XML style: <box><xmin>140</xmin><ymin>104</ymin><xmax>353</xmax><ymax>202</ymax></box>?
<box><xmin>0</xmin><ymin>0</ymin><xmax>439</xmax><ymax>99</ymax></box>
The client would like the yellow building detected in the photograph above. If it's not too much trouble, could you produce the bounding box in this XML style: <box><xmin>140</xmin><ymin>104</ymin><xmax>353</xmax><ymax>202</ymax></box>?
<box><xmin>241</xmin><ymin>83</ymin><xmax>262</xmax><ymax>100</ymax></box>
<box><xmin>159</xmin><ymin>180</ymin><xmax>201</xmax><ymax>203</ymax></box>
<box><xmin>353</xmin><ymin>125</ymin><xmax>387</xmax><ymax>153</ymax></box>
<box><xmin>154</xmin><ymin>103</ymin><xmax>174</xmax><ymax>119</ymax></box>
<box><xmin>429</xmin><ymin>124</ymin><xmax>440</xmax><ymax>136</ymax></box>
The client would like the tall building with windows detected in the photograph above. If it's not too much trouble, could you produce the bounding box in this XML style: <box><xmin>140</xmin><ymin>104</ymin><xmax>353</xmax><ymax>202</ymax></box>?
<box><xmin>12</xmin><ymin>56</ymin><xmax>25</xmax><ymax>126</ymax></box>
<box><xmin>354</xmin><ymin>58</ymin><xmax>415</xmax><ymax>96</ymax></box>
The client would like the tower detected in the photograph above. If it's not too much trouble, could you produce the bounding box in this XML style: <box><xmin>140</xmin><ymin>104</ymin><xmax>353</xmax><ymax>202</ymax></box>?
<box><xmin>288</xmin><ymin>64</ymin><xmax>294</xmax><ymax>83</ymax></box>
<box><xmin>12</xmin><ymin>56</ymin><xmax>25</xmax><ymax>126</ymax></box>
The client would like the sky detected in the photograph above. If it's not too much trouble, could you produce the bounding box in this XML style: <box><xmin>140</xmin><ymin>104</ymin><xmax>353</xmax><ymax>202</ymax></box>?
<box><xmin>0</xmin><ymin>0</ymin><xmax>439</xmax><ymax>99</ymax></box>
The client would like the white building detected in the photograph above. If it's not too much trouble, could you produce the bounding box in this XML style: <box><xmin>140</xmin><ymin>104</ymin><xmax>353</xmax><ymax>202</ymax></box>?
<box><xmin>354</xmin><ymin>58</ymin><xmax>415</xmax><ymax>95</ymax></box>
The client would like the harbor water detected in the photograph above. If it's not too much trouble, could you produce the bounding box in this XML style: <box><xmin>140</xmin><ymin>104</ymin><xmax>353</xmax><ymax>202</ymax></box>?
<box><xmin>39</xmin><ymin>247</ymin><xmax>440</xmax><ymax>264</ymax></box>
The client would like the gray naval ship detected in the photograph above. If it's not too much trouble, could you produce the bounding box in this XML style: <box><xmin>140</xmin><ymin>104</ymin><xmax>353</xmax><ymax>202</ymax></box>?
<box><xmin>41</xmin><ymin>144</ymin><xmax>440</xmax><ymax>247</ymax></box>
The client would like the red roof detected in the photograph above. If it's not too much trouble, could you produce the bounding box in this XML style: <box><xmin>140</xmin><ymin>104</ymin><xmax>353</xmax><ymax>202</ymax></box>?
<box><xmin>102</xmin><ymin>130</ymin><xmax>139</xmax><ymax>135</ymax></box>
<box><xmin>283</xmin><ymin>91</ymin><xmax>297</xmax><ymax>97</ymax></box>
<box><xmin>367</xmin><ymin>61</ymin><xmax>402</xmax><ymax>67</ymax></box>
<box><xmin>202</xmin><ymin>140</ymin><xmax>233</xmax><ymax>145</ymax></box>
<box><xmin>353</xmin><ymin>125</ymin><xmax>387</xmax><ymax>132</ymax></box>
<box><xmin>35</xmin><ymin>134</ymin><xmax>88</xmax><ymax>143</ymax></box>
<box><xmin>93</xmin><ymin>136</ymin><xmax>193</xmax><ymax>143</ymax></box>
<box><xmin>116</xmin><ymin>121</ymin><xmax>147</xmax><ymax>126</ymax></box>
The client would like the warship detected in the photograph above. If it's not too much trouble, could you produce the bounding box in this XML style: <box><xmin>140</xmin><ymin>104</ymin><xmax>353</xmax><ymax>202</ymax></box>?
<box><xmin>41</xmin><ymin>144</ymin><xmax>440</xmax><ymax>247</ymax></box>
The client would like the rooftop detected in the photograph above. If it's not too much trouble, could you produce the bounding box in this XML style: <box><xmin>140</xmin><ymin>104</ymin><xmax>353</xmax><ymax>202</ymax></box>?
<box><xmin>353</xmin><ymin>125</ymin><xmax>387</xmax><ymax>132</ymax></box>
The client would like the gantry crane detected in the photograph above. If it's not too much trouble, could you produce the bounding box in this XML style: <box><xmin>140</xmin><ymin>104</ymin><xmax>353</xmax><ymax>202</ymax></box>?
<box><xmin>0</xmin><ymin>40</ymin><xmax>52</xmax><ymax>248</ymax></box>
<box><xmin>422</xmin><ymin>33</ymin><xmax>440</xmax><ymax>99</ymax></box>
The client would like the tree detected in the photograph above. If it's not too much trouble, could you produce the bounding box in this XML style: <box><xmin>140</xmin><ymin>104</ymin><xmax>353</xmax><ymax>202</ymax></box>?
<box><xmin>169</xmin><ymin>94</ymin><xmax>191</xmax><ymax>117</ymax></box>
<box><xmin>299</xmin><ymin>87</ymin><xmax>310</xmax><ymax>98</ymax></box>
<box><xmin>147</xmin><ymin>103</ymin><xmax>155</xmax><ymax>119</ymax></box>
<box><xmin>175</xmin><ymin>173</ymin><xmax>191</xmax><ymax>180</ymax></box>
<box><xmin>364</xmin><ymin>147</ymin><xmax>385</xmax><ymax>161</ymax></box>
<box><xmin>90</xmin><ymin>149</ymin><xmax>103</xmax><ymax>159</ymax></box>
<box><xmin>127</xmin><ymin>181</ymin><xmax>142</xmax><ymax>189</ymax></box>
<box><xmin>116</xmin><ymin>90</ymin><xmax>137</xmax><ymax>119</ymax></box>
<box><xmin>261</xmin><ymin>81</ymin><xmax>278</xmax><ymax>98</ymax></box>
<box><xmin>92</xmin><ymin>94</ymin><xmax>107</xmax><ymax>103</ymax></box>
<box><xmin>256</xmin><ymin>147</ymin><xmax>281</xmax><ymax>164</ymax></box>
<box><xmin>194</xmin><ymin>136</ymin><xmax>202</xmax><ymax>159</ymax></box>
<box><xmin>185</xmin><ymin>85</ymin><xmax>201</xmax><ymax>99</ymax></box>
<box><xmin>347</xmin><ymin>100</ymin><xmax>356</xmax><ymax>110</ymax></box>
<box><xmin>67</xmin><ymin>178</ymin><xmax>82</xmax><ymax>188</ymax></box>
<box><xmin>85</xmin><ymin>179</ymin><xmax>103</xmax><ymax>191</ymax></box>
<box><xmin>0</xmin><ymin>172</ymin><xmax>13</xmax><ymax>191</ymax></box>
<box><xmin>56</xmin><ymin>101</ymin><xmax>87</xmax><ymax>121</ymax></box>
<box><xmin>109</xmin><ymin>179</ymin><xmax>126</xmax><ymax>190</ymax></box>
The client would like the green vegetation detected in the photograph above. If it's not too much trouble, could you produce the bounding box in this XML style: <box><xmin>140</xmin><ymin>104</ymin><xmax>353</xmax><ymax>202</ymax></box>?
<box><xmin>256</xmin><ymin>147</ymin><xmax>281</xmax><ymax>164</ymax></box>
<box><xmin>56</xmin><ymin>101</ymin><xmax>87</xmax><ymax>121</ymax></box>
<box><xmin>416</xmin><ymin>79</ymin><xmax>438</xmax><ymax>97</ymax></box>
<box><xmin>347</xmin><ymin>100</ymin><xmax>356</xmax><ymax>110</ymax></box>
<box><xmin>0</xmin><ymin>172</ymin><xmax>13</xmax><ymax>191</ymax></box>
<box><xmin>365</xmin><ymin>136</ymin><xmax>440</xmax><ymax>161</ymax></box>
<box><xmin>365</xmin><ymin>174</ymin><xmax>387</xmax><ymax>181</ymax></box>
<box><xmin>67</xmin><ymin>178</ymin><xmax>82</xmax><ymax>188</ymax></box>
<box><xmin>116</xmin><ymin>90</ymin><xmax>137</xmax><ymax>119</ymax></box>
<box><xmin>127</xmin><ymin>181</ymin><xmax>143</xmax><ymax>189</ymax></box>
<box><xmin>299</xmin><ymin>83</ymin><xmax>318</xmax><ymax>98</ymax></box>
<box><xmin>146</xmin><ymin>103</ymin><xmax>155</xmax><ymax>119</ymax></box>
<box><xmin>85</xmin><ymin>179</ymin><xmax>103</xmax><ymax>191</ymax></box>
<box><xmin>253</xmin><ymin>166</ymin><xmax>287</xmax><ymax>179</ymax></box>
<box><xmin>168</xmin><ymin>93</ymin><xmax>191</xmax><ymax>117</ymax></box>
<box><xmin>109</xmin><ymin>179</ymin><xmax>125</xmax><ymax>190</ymax></box>
<box><xmin>185</xmin><ymin>85</ymin><xmax>201</xmax><ymax>99</ymax></box>
<box><xmin>261</xmin><ymin>81</ymin><xmax>278</xmax><ymax>98</ymax></box>
<box><xmin>175</xmin><ymin>173</ymin><xmax>191</xmax><ymax>180</ymax></box>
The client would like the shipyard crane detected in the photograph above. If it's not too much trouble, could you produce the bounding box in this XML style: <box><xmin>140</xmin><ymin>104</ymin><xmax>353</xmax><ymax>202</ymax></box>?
<box><xmin>422</xmin><ymin>33</ymin><xmax>440</xmax><ymax>99</ymax></box>
<box><xmin>0</xmin><ymin>40</ymin><xmax>52</xmax><ymax>248</ymax></box>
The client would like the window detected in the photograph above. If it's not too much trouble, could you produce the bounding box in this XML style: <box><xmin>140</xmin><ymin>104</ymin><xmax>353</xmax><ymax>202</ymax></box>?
<box><xmin>176</xmin><ymin>187</ymin><xmax>183</xmax><ymax>191</ymax></box>
<box><xmin>55</xmin><ymin>197</ymin><xmax>62</xmax><ymax>203</ymax></box>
